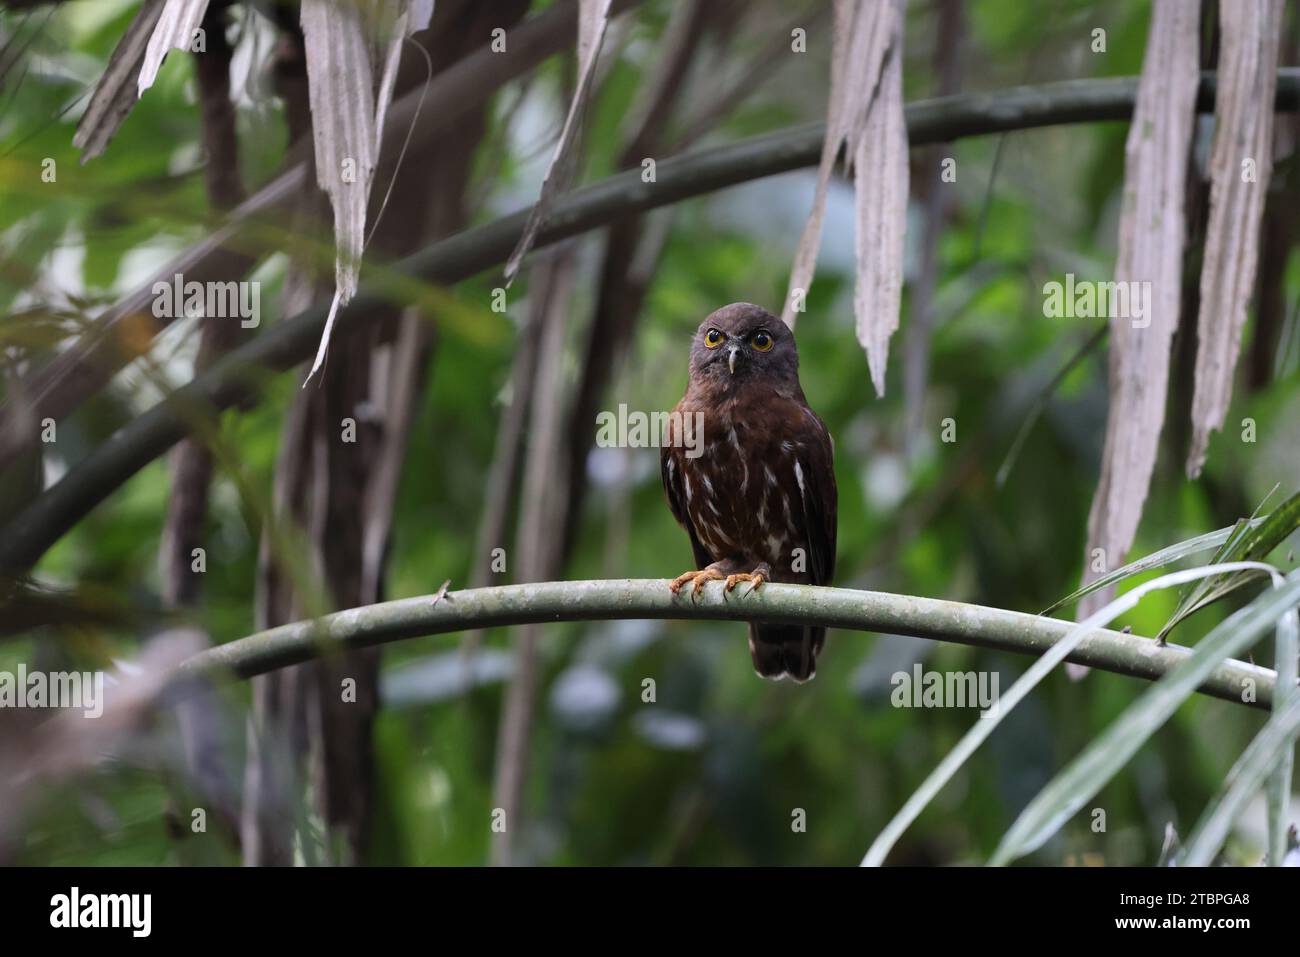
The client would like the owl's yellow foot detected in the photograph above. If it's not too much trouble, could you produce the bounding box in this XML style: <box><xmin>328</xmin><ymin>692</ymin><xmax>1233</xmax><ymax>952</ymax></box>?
<box><xmin>669</xmin><ymin>567</ymin><xmax>725</xmax><ymax>597</ymax></box>
<box><xmin>724</xmin><ymin>571</ymin><xmax>765</xmax><ymax>595</ymax></box>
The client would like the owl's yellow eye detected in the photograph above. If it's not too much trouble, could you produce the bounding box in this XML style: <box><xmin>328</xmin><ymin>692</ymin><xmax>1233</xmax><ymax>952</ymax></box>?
<box><xmin>750</xmin><ymin>330</ymin><xmax>773</xmax><ymax>352</ymax></box>
<box><xmin>704</xmin><ymin>329</ymin><xmax>724</xmax><ymax>348</ymax></box>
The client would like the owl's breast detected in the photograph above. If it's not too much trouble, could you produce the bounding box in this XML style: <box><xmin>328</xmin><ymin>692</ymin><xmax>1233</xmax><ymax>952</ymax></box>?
<box><xmin>674</xmin><ymin>405</ymin><xmax>809</xmax><ymax>580</ymax></box>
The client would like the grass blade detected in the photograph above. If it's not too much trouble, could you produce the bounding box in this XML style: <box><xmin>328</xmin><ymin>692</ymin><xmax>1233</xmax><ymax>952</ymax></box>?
<box><xmin>1182</xmin><ymin>612</ymin><xmax>1300</xmax><ymax>866</ymax></box>
<box><xmin>991</xmin><ymin>568</ymin><xmax>1300</xmax><ymax>866</ymax></box>
<box><xmin>1266</xmin><ymin>595</ymin><xmax>1298</xmax><ymax>865</ymax></box>
<box><xmin>861</xmin><ymin>562</ymin><xmax>1282</xmax><ymax>867</ymax></box>
<box><xmin>1156</xmin><ymin>490</ymin><xmax>1300</xmax><ymax>641</ymax></box>
<box><xmin>1040</xmin><ymin>521</ymin><xmax>1261</xmax><ymax>616</ymax></box>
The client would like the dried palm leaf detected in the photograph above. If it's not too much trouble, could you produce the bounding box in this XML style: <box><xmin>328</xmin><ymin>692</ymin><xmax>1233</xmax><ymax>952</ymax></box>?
<box><xmin>1075</xmin><ymin>0</ymin><xmax>1200</xmax><ymax>639</ymax></box>
<box><xmin>71</xmin><ymin>0</ymin><xmax>164</xmax><ymax>161</ymax></box>
<box><xmin>781</xmin><ymin>0</ymin><xmax>907</xmax><ymax>397</ymax></box>
<box><xmin>1187</xmin><ymin>0</ymin><xmax>1284</xmax><ymax>476</ymax></box>
<box><xmin>302</xmin><ymin>0</ymin><xmax>434</xmax><ymax>384</ymax></box>
<box><xmin>138</xmin><ymin>0</ymin><xmax>212</xmax><ymax>96</ymax></box>
<box><xmin>503</xmin><ymin>0</ymin><xmax>613</xmax><ymax>284</ymax></box>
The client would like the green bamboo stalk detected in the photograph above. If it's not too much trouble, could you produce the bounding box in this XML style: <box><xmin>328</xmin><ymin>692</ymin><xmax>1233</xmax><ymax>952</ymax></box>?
<box><xmin>865</xmin><ymin>563</ymin><xmax>1293</xmax><ymax>867</ymax></box>
<box><xmin>171</xmin><ymin>578</ymin><xmax>1282</xmax><ymax>710</ymax></box>
<box><xmin>3</xmin><ymin>71</ymin><xmax>1300</xmax><ymax>572</ymax></box>
<box><xmin>1265</xmin><ymin>596</ymin><xmax>1298</xmax><ymax>863</ymax></box>
<box><xmin>991</xmin><ymin>569</ymin><xmax>1300</xmax><ymax>865</ymax></box>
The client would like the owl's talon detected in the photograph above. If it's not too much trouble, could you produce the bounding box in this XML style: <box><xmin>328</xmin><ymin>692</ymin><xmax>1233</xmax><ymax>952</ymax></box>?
<box><xmin>669</xmin><ymin>571</ymin><xmax>696</xmax><ymax>594</ymax></box>
<box><xmin>669</xmin><ymin>568</ymin><xmax>724</xmax><ymax>597</ymax></box>
<box><xmin>729</xmin><ymin>571</ymin><xmax>766</xmax><ymax>595</ymax></box>
<box><xmin>692</xmin><ymin>568</ymin><xmax>724</xmax><ymax>597</ymax></box>
<box><xmin>724</xmin><ymin>571</ymin><xmax>766</xmax><ymax>595</ymax></box>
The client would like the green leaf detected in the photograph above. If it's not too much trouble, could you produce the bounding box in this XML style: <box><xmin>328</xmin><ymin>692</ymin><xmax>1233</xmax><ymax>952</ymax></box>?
<box><xmin>1040</xmin><ymin>520</ymin><xmax>1261</xmax><ymax>616</ymax></box>
<box><xmin>1266</xmin><ymin>591</ymin><xmax>1299</xmax><ymax>865</ymax></box>
<box><xmin>862</xmin><ymin>562</ymin><xmax>1283</xmax><ymax>868</ymax></box>
<box><xmin>991</xmin><ymin>569</ymin><xmax>1300</xmax><ymax>866</ymax></box>
<box><xmin>1156</xmin><ymin>491</ymin><xmax>1300</xmax><ymax>641</ymax></box>
<box><xmin>1180</xmin><ymin>611</ymin><xmax>1300</xmax><ymax>866</ymax></box>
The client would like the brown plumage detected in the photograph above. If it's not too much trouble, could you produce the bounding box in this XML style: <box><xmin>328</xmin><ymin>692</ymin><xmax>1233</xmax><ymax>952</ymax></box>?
<box><xmin>660</xmin><ymin>302</ymin><xmax>837</xmax><ymax>681</ymax></box>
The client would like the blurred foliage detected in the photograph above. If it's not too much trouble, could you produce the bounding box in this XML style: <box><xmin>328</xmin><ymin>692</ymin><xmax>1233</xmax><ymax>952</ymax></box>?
<box><xmin>1</xmin><ymin>0</ymin><xmax>1297</xmax><ymax>866</ymax></box>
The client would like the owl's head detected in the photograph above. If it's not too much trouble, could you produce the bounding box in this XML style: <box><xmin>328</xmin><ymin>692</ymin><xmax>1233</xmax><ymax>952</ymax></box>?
<box><xmin>688</xmin><ymin>302</ymin><xmax>800</xmax><ymax>390</ymax></box>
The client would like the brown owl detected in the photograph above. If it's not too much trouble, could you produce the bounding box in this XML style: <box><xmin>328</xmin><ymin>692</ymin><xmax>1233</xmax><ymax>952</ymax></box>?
<box><xmin>660</xmin><ymin>302</ymin><xmax>837</xmax><ymax>681</ymax></box>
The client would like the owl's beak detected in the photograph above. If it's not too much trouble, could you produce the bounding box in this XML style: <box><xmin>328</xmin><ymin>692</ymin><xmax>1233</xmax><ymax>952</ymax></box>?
<box><xmin>728</xmin><ymin>344</ymin><xmax>741</xmax><ymax>375</ymax></box>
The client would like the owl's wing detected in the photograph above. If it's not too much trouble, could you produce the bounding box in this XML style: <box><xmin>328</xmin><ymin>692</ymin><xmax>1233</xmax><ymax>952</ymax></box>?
<box><xmin>797</xmin><ymin>415</ymin><xmax>838</xmax><ymax>587</ymax></box>
<box><xmin>661</xmin><ymin>445</ymin><xmax>712</xmax><ymax>570</ymax></box>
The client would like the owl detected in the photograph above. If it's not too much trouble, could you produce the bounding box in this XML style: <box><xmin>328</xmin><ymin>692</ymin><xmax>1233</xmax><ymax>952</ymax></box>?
<box><xmin>660</xmin><ymin>302</ymin><xmax>837</xmax><ymax>681</ymax></box>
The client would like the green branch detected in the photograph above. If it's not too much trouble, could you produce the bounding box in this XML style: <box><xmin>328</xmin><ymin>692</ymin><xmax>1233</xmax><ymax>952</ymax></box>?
<box><xmin>174</xmin><ymin>579</ymin><xmax>1280</xmax><ymax>710</ymax></box>
<box><xmin>3</xmin><ymin>71</ymin><xmax>1300</xmax><ymax>571</ymax></box>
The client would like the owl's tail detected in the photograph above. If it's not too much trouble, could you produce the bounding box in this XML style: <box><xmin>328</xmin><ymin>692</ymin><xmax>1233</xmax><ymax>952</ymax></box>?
<box><xmin>748</xmin><ymin>623</ymin><xmax>824</xmax><ymax>682</ymax></box>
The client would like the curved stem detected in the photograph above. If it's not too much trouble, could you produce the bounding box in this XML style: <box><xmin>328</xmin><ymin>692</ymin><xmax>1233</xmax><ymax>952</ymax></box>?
<box><xmin>4</xmin><ymin>71</ymin><xmax>1300</xmax><ymax>571</ymax></box>
<box><xmin>173</xmin><ymin>578</ymin><xmax>1281</xmax><ymax>711</ymax></box>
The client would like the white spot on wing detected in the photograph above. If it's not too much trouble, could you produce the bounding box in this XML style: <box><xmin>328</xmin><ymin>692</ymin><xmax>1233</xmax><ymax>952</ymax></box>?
<box><xmin>766</xmin><ymin>534</ymin><xmax>785</xmax><ymax>561</ymax></box>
